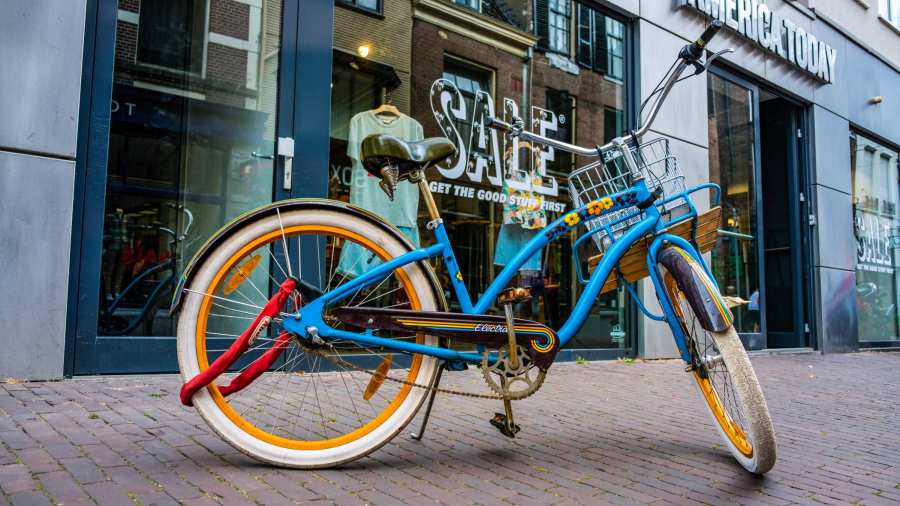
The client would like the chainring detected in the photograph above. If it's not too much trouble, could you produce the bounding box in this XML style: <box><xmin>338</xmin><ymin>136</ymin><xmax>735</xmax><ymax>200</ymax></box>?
<box><xmin>481</xmin><ymin>345</ymin><xmax>546</xmax><ymax>400</ymax></box>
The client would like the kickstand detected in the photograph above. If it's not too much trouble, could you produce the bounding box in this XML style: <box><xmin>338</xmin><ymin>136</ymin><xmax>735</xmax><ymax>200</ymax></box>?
<box><xmin>410</xmin><ymin>362</ymin><xmax>446</xmax><ymax>441</ymax></box>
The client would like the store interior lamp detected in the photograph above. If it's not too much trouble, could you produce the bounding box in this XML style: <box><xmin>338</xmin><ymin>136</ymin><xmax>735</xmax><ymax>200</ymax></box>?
<box><xmin>357</xmin><ymin>45</ymin><xmax>370</xmax><ymax>58</ymax></box>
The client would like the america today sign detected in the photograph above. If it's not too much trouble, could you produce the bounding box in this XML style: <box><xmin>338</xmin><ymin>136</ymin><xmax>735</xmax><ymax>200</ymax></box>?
<box><xmin>679</xmin><ymin>0</ymin><xmax>837</xmax><ymax>84</ymax></box>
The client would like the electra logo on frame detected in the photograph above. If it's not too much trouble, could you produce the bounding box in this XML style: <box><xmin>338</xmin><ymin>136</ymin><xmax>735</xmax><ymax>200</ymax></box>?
<box><xmin>679</xmin><ymin>0</ymin><xmax>838</xmax><ymax>84</ymax></box>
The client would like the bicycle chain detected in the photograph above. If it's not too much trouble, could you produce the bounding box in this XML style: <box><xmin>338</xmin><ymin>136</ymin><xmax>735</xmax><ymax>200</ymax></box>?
<box><xmin>299</xmin><ymin>343</ymin><xmax>542</xmax><ymax>401</ymax></box>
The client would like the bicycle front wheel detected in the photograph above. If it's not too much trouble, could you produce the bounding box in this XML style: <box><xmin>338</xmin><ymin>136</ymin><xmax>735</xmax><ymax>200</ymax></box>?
<box><xmin>177</xmin><ymin>207</ymin><xmax>441</xmax><ymax>468</ymax></box>
<box><xmin>662</xmin><ymin>270</ymin><xmax>777</xmax><ymax>474</ymax></box>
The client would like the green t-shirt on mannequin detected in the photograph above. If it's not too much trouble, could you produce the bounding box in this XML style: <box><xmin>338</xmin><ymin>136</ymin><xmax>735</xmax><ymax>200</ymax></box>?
<box><xmin>339</xmin><ymin>109</ymin><xmax>423</xmax><ymax>276</ymax></box>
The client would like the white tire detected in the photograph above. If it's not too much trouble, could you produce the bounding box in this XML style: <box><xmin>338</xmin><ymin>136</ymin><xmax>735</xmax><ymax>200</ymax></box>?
<box><xmin>661</xmin><ymin>265</ymin><xmax>776</xmax><ymax>474</ymax></box>
<box><xmin>692</xmin><ymin>327</ymin><xmax>777</xmax><ymax>474</ymax></box>
<box><xmin>177</xmin><ymin>208</ymin><xmax>440</xmax><ymax>468</ymax></box>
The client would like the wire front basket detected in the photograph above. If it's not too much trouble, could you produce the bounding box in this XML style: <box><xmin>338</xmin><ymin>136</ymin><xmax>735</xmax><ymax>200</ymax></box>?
<box><xmin>567</xmin><ymin>137</ymin><xmax>686</xmax><ymax>249</ymax></box>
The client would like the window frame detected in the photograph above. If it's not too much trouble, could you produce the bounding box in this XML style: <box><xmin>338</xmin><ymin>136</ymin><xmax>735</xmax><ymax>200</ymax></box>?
<box><xmin>442</xmin><ymin>55</ymin><xmax>497</xmax><ymax>152</ymax></box>
<box><xmin>450</xmin><ymin>0</ymin><xmax>481</xmax><ymax>12</ymax></box>
<box><xmin>881</xmin><ymin>0</ymin><xmax>900</xmax><ymax>29</ymax></box>
<box><xmin>604</xmin><ymin>16</ymin><xmax>625</xmax><ymax>83</ymax></box>
<box><xmin>543</xmin><ymin>88</ymin><xmax>576</xmax><ymax>177</ymax></box>
<box><xmin>575</xmin><ymin>3</ymin><xmax>626</xmax><ymax>82</ymax></box>
<box><xmin>135</xmin><ymin>0</ymin><xmax>210</xmax><ymax>76</ymax></box>
<box><xmin>547</xmin><ymin>0</ymin><xmax>572</xmax><ymax>55</ymax></box>
<box><xmin>336</xmin><ymin>0</ymin><xmax>383</xmax><ymax>17</ymax></box>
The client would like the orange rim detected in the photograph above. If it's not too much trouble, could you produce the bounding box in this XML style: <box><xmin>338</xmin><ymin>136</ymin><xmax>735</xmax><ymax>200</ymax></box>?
<box><xmin>663</xmin><ymin>273</ymin><xmax>753</xmax><ymax>458</ymax></box>
<box><xmin>195</xmin><ymin>224</ymin><xmax>424</xmax><ymax>450</ymax></box>
<box><xmin>692</xmin><ymin>372</ymin><xmax>753</xmax><ymax>457</ymax></box>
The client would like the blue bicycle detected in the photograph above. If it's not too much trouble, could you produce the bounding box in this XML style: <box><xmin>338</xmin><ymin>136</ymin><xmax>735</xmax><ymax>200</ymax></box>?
<box><xmin>173</xmin><ymin>22</ymin><xmax>776</xmax><ymax>473</ymax></box>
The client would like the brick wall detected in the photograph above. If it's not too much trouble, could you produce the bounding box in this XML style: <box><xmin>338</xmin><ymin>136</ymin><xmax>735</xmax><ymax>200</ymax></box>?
<box><xmin>410</xmin><ymin>19</ymin><xmax>525</xmax><ymax>139</ymax></box>
<box><xmin>333</xmin><ymin>0</ymin><xmax>413</xmax><ymax>114</ymax></box>
<box><xmin>209</xmin><ymin>0</ymin><xmax>249</xmax><ymax>40</ymax></box>
<box><xmin>530</xmin><ymin>53</ymin><xmax>626</xmax><ymax>167</ymax></box>
<box><xmin>115</xmin><ymin>19</ymin><xmax>137</xmax><ymax>65</ymax></box>
<box><xmin>113</xmin><ymin>0</ymin><xmax>253</xmax><ymax>105</ymax></box>
<box><xmin>119</xmin><ymin>0</ymin><xmax>138</xmax><ymax>12</ymax></box>
<box><xmin>410</xmin><ymin>19</ymin><xmax>625</xmax><ymax>173</ymax></box>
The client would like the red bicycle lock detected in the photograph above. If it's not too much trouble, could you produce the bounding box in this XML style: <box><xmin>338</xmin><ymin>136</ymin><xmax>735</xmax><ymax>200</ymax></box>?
<box><xmin>180</xmin><ymin>277</ymin><xmax>297</xmax><ymax>406</ymax></box>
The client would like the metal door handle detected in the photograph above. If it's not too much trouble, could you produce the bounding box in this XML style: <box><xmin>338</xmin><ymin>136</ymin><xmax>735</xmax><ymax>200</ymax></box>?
<box><xmin>278</xmin><ymin>137</ymin><xmax>295</xmax><ymax>191</ymax></box>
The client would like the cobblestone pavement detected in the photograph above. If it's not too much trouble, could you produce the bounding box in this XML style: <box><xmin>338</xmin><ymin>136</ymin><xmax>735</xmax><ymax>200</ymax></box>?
<box><xmin>1</xmin><ymin>352</ymin><xmax>899</xmax><ymax>505</ymax></box>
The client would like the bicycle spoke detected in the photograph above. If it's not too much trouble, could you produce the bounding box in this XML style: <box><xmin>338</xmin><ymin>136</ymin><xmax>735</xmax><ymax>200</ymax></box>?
<box><xmin>267</xmin><ymin>246</ymin><xmax>290</xmax><ymax>283</ymax></box>
<box><xmin>185</xmin><ymin>289</ymin><xmax>263</xmax><ymax>310</ymax></box>
<box><xmin>194</xmin><ymin>223</ymin><xmax>428</xmax><ymax>446</ymax></box>
<box><xmin>276</xmin><ymin>208</ymin><xmax>294</xmax><ymax>279</ymax></box>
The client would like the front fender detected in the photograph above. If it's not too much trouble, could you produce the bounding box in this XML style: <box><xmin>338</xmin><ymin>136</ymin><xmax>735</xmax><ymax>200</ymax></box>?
<box><xmin>169</xmin><ymin>198</ymin><xmax>448</xmax><ymax>314</ymax></box>
<box><xmin>657</xmin><ymin>246</ymin><xmax>733</xmax><ymax>333</ymax></box>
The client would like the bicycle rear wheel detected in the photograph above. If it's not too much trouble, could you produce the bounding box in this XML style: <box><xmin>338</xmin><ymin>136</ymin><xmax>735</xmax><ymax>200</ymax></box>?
<box><xmin>177</xmin><ymin>207</ymin><xmax>440</xmax><ymax>468</ymax></box>
<box><xmin>661</xmin><ymin>268</ymin><xmax>777</xmax><ymax>474</ymax></box>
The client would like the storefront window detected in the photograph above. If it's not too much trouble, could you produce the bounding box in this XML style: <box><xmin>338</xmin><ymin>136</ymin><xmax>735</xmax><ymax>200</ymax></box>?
<box><xmin>707</xmin><ymin>72</ymin><xmax>761</xmax><ymax>334</ymax></box>
<box><xmin>851</xmin><ymin>133</ymin><xmax>900</xmax><ymax>342</ymax></box>
<box><xmin>97</xmin><ymin>0</ymin><xmax>282</xmax><ymax>336</ymax></box>
<box><xmin>330</xmin><ymin>0</ymin><xmax>630</xmax><ymax>350</ymax></box>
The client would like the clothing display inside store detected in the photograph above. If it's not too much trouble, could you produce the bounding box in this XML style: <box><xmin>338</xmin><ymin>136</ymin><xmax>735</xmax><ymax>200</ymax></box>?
<box><xmin>494</xmin><ymin>143</ymin><xmax>547</xmax><ymax>280</ymax></box>
<box><xmin>338</xmin><ymin>103</ymin><xmax>424</xmax><ymax>276</ymax></box>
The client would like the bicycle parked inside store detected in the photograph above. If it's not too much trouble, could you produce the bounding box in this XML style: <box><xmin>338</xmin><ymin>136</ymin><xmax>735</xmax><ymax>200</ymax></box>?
<box><xmin>99</xmin><ymin>204</ymin><xmax>194</xmax><ymax>336</ymax></box>
<box><xmin>172</xmin><ymin>21</ymin><xmax>776</xmax><ymax>473</ymax></box>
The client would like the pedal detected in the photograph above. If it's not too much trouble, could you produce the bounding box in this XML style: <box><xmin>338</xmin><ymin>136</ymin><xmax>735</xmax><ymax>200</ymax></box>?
<box><xmin>490</xmin><ymin>413</ymin><xmax>520</xmax><ymax>438</ymax></box>
<box><xmin>498</xmin><ymin>286</ymin><xmax>532</xmax><ymax>305</ymax></box>
<box><xmin>491</xmin><ymin>376</ymin><xmax>521</xmax><ymax>438</ymax></box>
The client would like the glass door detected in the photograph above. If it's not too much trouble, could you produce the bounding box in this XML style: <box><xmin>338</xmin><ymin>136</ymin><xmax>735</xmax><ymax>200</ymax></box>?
<box><xmin>760</xmin><ymin>95</ymin><xmax>807</xmax><ymax>348</ymax></box>
<box><xmin>77</xmin><ymin>0</ymin><xmax>290</xmax><ymax>373</ymax></box>
<box><xmin>707</xmin><ymin>69</ymin><xmax>766</xmax><ymax>349</ymax></box>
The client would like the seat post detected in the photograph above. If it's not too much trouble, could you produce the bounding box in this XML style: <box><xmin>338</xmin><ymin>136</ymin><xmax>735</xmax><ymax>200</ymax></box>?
<box><xmin>412</xmin><ymin>170</ymin><xmax>441</xmax><ymax>223</ymax></box>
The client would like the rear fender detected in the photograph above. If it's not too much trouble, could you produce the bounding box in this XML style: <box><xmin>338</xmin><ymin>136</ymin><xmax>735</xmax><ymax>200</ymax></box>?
<box><xmin>169</xmin><ymin>198</ymin><xmax>448</xmax><ymax>314</ymax></box>
<box><xmin>657</xmin><ymin>246</ymin><xmax>733</xmax><ymax>333</ymax></box>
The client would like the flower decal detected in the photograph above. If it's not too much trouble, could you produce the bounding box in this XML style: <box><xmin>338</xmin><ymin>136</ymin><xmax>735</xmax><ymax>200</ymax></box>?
<box><xmin>586</xmin><ymin>201</ymin><xmax>603</xmax><ymax>215</ymax></box>
<box><xmin>564</xmin><ymin>212</ymin><xmax>581</xmax><ymax>226</ymax></box>
<box><xmin>601</xmin><ymin>197</ymin><xmax>614</xmax><ymax>209</ymax></box>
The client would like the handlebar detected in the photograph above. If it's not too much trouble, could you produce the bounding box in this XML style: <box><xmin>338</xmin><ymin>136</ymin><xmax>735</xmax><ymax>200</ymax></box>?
<box><xmin>164</xmin><ymin>202</ymin><xmax>194</xmax><ymax>240</ymax></box>
<box><xmin>485</xmin><ymin>116</ymin><xmax>602</xmax><ymax>157</ymax></box>
<box><xmin>487</xmin><ymin>21</ymin><xmax>725</xmax><ymax>158</ymax></box>
<box><xmin>684</xmin><ymin>20</ymin><xmax>724</xmax><ymax>60</ymax></box>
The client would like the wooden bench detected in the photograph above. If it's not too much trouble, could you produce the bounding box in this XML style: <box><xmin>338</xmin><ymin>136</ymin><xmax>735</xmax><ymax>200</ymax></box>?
<box><xmin>587</xmin><ymin>206</ymin><xmax>721</xmax><ymax>295</ymax></box>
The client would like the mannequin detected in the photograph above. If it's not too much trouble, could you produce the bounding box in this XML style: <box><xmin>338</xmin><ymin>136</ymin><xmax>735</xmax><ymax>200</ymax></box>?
<box><xmin>338</xmin><ymin>88</ymin><xmax>424</xmax><ymax>276</ymax></box>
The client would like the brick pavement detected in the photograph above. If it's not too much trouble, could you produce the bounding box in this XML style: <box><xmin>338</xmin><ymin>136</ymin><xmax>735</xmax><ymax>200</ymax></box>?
<box><xmin>1</xmin><ymin>352</ymin><xmax>899</xmax><ymax>505</ymax></box>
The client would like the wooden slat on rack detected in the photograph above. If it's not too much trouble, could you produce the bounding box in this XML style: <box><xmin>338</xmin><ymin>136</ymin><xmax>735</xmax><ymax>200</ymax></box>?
<box><xmin>586</xmin><ymin>207</ymin><xmax>722</xmax><ymax>295</ymax></box>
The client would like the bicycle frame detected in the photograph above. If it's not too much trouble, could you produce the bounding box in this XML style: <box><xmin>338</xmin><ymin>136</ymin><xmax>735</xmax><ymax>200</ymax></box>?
<box><xmin>279</xmin><ymin>30</ymin><xmax>734</xmax><ymax>367</ymax></box>
<box><xmin>280</xmin><ymin>177</ymin><xmax>712</xmax><ymax>366</ymax></box>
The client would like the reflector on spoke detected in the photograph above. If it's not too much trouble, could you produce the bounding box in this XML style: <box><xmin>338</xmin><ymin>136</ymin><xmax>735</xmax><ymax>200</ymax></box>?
<box><xmin>363</xmin><ymin>354</ymin><xmax>393</xmax><ymax>401</ymax></box>
<box><xmin>224</xmin><ymin>254</ymin><xmax>262</xmax><ymax>295</ymax></box>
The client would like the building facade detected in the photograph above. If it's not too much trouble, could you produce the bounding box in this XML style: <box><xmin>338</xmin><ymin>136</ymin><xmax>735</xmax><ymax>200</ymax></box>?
<box><xmin>1</xmin><ymin>0</ymin><xmax>899</xmax><ymax>378</ymax></box>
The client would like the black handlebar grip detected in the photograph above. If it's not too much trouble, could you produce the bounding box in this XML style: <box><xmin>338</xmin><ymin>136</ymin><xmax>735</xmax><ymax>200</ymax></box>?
<box><xmin>683</xmin><ymin>20</ymin><xmax>723</xmax><ymax>60</ymax></box>
<box><xmin>695</xmin><ymin>20</ymin><xmax>724</xmax><ymax>49</ymax></box>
